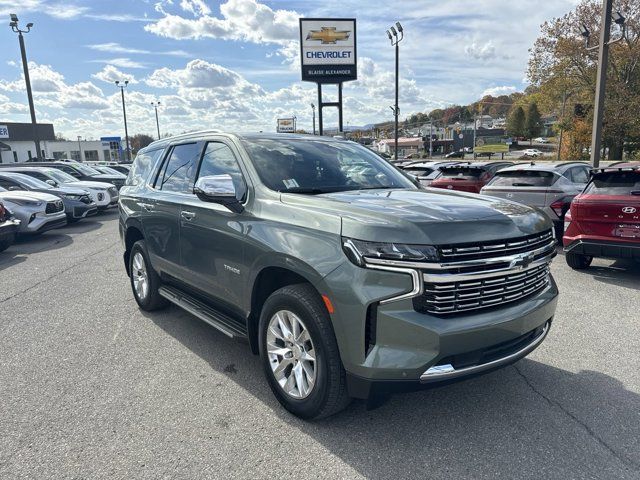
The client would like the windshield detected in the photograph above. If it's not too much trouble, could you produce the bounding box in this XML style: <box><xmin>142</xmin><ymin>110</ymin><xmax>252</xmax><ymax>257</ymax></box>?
<box><xmin>404</xmin><ymin>167</ymin><xmax>435</xmax><ymax>176</ymax></box>
<box><xmin>46</xmin><ymin>169</ymin><xmax>78</xmax><ymax>184</ymax></box>
<box><xmin>97</xmin><ymin>166</ymin><xmax>122</xmax><ymax>176</ymax></box>
<box><xmin>70</xmin><ymin>163</ymin><xmax>101</xmax><ymax>175</ymax></box>
<box><xmin>241</xmin><ymin>138</ymin><xmax>415</xmax><ymax>193</ymax></box>
<box><xmin>7</xmin><ymin>173</ymin><xmax>51</xmax><ymax>189</ymax></box>
<box><xmin>584</xmin><ymin>171</ymin><xmax>640</xmax><ymax>195</ymax></box>
<box><xmin>488</xmin><ymin>170</ymin><xmax>557</xmax><ymax>187</ymax></box>
<box><xmin>440</xmin><ymin>167</ymin><xmax>484</xmax><ymax>179</ymax></box>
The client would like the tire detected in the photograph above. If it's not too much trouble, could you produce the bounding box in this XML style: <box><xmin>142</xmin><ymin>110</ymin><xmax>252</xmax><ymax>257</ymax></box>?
<box><xmin>565</xmin><ymin>251</ymin><xmax>593</xmax><ymax>270</ymax></box>
<box><xmin>0</xmin><ymin>234</ymin><xmax>14</xmax><ymax>252</ymax></box>
<box><xmin>129</xmin><ymin>240</ymin><xmax>168</xmax><ymax>311</ymax></box>
<box><xmin>258</xmin><ymin>284</ymin><xmax>350</xmax><ymax>419</ymax></box>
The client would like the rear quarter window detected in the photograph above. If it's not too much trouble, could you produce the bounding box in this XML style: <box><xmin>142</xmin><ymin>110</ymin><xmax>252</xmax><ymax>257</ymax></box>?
<box><xmin>126</xmin><ymin>149</ymin><xmax>165</xmax><ymax>186</ymax></box>
<box><xmin>488</xmin><ymin>171</ymin><xmax>557</xmax><ymax>187</ymax></box>
<box><xmin>440</xmin><ymin>168</ymin><xmax>483</xmax><ymax>179</ymax></box>
<box><xmin>583</xmin><ymin>172</ymin><xmax>640</xmax><ymax>195</ymax></box>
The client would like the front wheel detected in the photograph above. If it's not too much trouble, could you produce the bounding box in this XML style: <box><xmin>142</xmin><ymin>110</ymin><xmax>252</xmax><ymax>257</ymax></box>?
<box><xmin>259</xmin><ymin>284</ymin><xmax>350</xmax><ymax>419</ymax></box>
<box><xmin>565</xmin><ymin>251</ymin><xmax>593</xmax><ymax>270</ymax></box>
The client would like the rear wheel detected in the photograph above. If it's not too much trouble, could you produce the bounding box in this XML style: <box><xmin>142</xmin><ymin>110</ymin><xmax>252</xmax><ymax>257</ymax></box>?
<box><xmin>129</xmin><ymin>240</ymin><xmax>168</xmax><ymax>311</ymax></box>
<box><xmin>259</xmin><ymin>284</ymin><xmax>350</xmax><ymax>419</ymax></box>
<box><xmin>565</xmin><ymin>251</ymin><xmax>593</xmax><ymax>270</ymax></box>
<box><xmin>0</xmin><ymin>234</ymin><xmax>15</xmax><ymax>252</ymax></box>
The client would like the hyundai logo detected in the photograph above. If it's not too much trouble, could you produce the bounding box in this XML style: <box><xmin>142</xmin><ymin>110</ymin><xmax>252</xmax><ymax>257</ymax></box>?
<box><xmin>622</xmin><ymin>207</ymin><xmax>637</xmax><ymax>214</ymax></box>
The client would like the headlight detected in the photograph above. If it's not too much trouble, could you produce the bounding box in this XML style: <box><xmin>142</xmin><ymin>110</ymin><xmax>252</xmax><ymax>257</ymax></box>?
<box><xmin>342</xmin><ymin>237</ymin><xmax>439</xmax><ymax>266</ymax></box>
<box><xmin>4</xmin><ymin>197</ymin><xmax>43</xmax><ymax>207</ymax></box>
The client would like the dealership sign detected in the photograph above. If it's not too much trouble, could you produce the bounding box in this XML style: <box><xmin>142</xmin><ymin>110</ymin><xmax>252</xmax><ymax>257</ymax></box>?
<box><xmin>277</xmin><ymin>118</ymin><xmax>296</xmax><ymax>133</ymax></box>
<box><xmin>0</xmin><ymin>125</ymin><xmax>8</xmax><ymax>139</ymax></box>
<box><xmin>299</xmin><ymin>18</ymin><xmax>357</xmax><ymax>83</ymax></box>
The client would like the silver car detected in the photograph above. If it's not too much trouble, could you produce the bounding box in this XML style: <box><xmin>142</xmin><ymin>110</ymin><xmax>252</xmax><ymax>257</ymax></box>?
<box><xmin>0</xmin><ymin>186</ymin><xmax>67</xmax><ymax>234</ymax></box>
<box><xmin>480</xmin><ymin>161</ymin><xmax>591</xmax><ymax>237</ymax></box>
<box><xmin>400</xmin><ymin>161</ymin><xmax>462</xmax><ymax>186</ymax></box>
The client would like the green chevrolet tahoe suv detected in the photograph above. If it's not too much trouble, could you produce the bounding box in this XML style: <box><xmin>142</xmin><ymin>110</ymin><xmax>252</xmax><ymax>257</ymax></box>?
<box><xmin>119</xmin><ymin>131</ymin><xmax>558</xmax><ymax>419</ymax></box>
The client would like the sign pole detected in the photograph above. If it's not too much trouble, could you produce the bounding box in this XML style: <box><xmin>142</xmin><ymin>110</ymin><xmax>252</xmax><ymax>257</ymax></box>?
<box><xmin>338</xmin><ymin>83</ymin><xmax>344</xmax><ymax>133</ymax></box>
<box><xmin>317</xmin><ymin>84</ymin><xmax>324</xmax><ymax>136</ymax></box>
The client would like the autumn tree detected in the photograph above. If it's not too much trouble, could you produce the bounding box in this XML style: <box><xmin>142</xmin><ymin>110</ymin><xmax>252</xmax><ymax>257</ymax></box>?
<box><xmin>527</xmin><ymin>0</ymin><xmax>640</xmax><ymax>160</ymax></box>
<box><xmin>525</xmin><ymin>103</ymin><xmax>543</xmax><ymax>144</ymax></box>
<box><xmin>507</xmin><ymin>106</ymin><xmax>526</xmax><ymax>137</ymax></box>
<box><xmin>130</xmin><ymin>134</ymin><xmax>154</xmax><ymax>154</ymax></box>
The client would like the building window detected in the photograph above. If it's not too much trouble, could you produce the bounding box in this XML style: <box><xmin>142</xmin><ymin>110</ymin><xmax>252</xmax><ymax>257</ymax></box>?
<box><xmin>53</xmin><ymin>151</ymin><xmax>67</xmax><ymax>160</ymax></box>
<box><xmin>13</xmin><ymin>151</ymin><xmax>18</xmax><ymax>162</ymax></box>
<box><xmin>70</xmin><ymin>150</ymin><xmax>81</xmax><ymax>161</ymax></box>
<box><xmin>84</xmin><ymin>150</ymin><xmax>99</xmax><ymax>161</ymax></box>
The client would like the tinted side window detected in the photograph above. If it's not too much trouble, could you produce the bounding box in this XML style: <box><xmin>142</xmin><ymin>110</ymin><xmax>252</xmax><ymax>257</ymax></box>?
<box><xmin>198</xmin><ymin>142</ymin><xmax>247</xmax><ymax>200</ymax></box>
<box><xmin>126</xmin><ymin>149</ymin><xmax>164</xmax><ymax>186</ymax></box>
<box><xmin>570</xmin><ymin>167</ymin><xmax>589</xmax><ymax>184</ymax></box>
<box><xmin>0</xmin><ymin>178</ymin><xmax>19</xmax><ymax>189</ymax></box>
<box><xmin>22</xmin><ymin>171</ymin><xmax>48</xmax><ymax>182</ymax></box>
<box><xmin>157</xmin><ymin>143</ymin><xmax>202</xmax><ymax>193</ymax></box>
<box><xmin>57</xmin><ymin>165</ymin><xmax>81</xmax><ymax>177</ymax></box>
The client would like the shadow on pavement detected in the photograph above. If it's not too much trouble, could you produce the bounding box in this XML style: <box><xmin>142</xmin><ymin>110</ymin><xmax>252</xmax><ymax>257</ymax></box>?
<box><xmin>145</xmin><ymin>305</ymin><xmax>640</xmax><ymax>478</ymax></box>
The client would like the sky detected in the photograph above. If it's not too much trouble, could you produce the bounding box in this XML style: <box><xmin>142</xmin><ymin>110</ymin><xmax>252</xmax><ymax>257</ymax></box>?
<box><xmin>0</xmin><ymin>0</ymin><xmax>581</xmax><ymax>140</ymax></box>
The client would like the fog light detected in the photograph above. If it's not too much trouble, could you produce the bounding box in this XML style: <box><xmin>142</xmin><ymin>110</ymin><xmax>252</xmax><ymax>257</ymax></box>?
<box><xmin>97</xmin><ymin>193</ymin><xmax>104</xmax><ymax>201</ymax></box>
<box><xmin>29</xmin><ymin>213</ymin><xmax>36</xmax><ymax>224</ymax></box>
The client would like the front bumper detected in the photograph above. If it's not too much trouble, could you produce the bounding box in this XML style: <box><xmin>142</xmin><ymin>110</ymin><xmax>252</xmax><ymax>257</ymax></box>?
<box><xmin>64</xmin><ymin>199</ymin><xmax>98</xmax><ymax>219</ymax></box>
<box><xmin>564</xmin><ymin>237</ymin><xmax>640</xmax><ymax>260</ymax></box>
<box><xmin>0</xmin><ymin>218</ymin><xmax>20</xmax><ymax>240</ymax></box>
<box><xmin>23</xmin><ymin>212</ymin><xmax>67</xmax><ymax>234</ymax></box>
<box><xmin>322</xmin><ymin>259</ymin><xmax>558</xmax><ymax>399</ymax></box>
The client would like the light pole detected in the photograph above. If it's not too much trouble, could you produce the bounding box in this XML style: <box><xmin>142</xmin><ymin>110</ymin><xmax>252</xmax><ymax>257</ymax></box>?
<box><xmin>151</xmin><ymin>101</ymin><xmax>161</xmax><ymax>140</ymax></box>
<box><xmin>9</xmin><ymin>14</ymin><xmax>40</xmax><ymax>159</ymax></box>
<box><xmin>580</xmin><ymin>2</ymin><xmax>626</xmax><ymax>167</ymax></box>
<box><xmin>310</xmin><ymin>103</ymin><xmax>316</xmax><ymax>135</ymax></box>
<box><xmin>77</xmin><ymin>136</ymin><xmax>83</xmax><ymax>162</ymax></box>
<box><xmin>386</xmin><ymin>22</ymin><xmax>404</xmax><ymax>160</ymax></box>
<box><xmin>115</xmin><ymin>80</ymin><xmax>131</xmax><ymax>161</ymax></box>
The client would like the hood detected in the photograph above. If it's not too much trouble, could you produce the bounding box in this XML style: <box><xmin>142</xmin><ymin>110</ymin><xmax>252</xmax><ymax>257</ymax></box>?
<box><xmin>63</xmin><ymin>181</ymin><xmax>113</xmax><ymax>190</ymax></box>
<box><xmin>50</xmin><ymin>186</ymin><xmax>91</xmax><ymax>195</ymax></box>
<box><xmin>0</xmin><ymin>190</ymin><xmax>61</xmax><ymax>203</ymax></box>
<box><xmin>280</xmin><ymin>188</ymin><xmax>552</xmax><ymax>244</ymax></box>
<box><xmin>93</xmin><ymin>174</ymin><xmax>125</xmax><ymax>181</ymax></box>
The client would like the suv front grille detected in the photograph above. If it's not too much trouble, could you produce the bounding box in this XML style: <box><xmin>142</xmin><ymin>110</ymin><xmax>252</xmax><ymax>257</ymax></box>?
<box><xmin>415</xmin><ymin>263</ymin><xmax>550</xmax><ymax>314</ymax></box>
<box><xmin>45</xmin><ymin>200</ymin><xmax>64</xmax><ymax>214</ymax></box>
<box><xmin>438</xmin><ymin>230</ymin><xmax>554</xmax><ymax>262</ymax></box>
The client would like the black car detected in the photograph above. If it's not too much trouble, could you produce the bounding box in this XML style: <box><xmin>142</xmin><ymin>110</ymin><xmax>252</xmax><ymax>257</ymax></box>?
<box><xmin>0</xmin><ymin>160</ymin><xmax>125</xmax><ymax>190</ymax></box>
<box><xmin>445</xmin><ymin>150</ymin><xmax>465</xmax><ymax>159</ymax></box>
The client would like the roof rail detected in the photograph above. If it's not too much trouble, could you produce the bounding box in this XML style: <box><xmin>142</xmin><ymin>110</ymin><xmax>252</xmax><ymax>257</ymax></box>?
<box><xmin>555</xmin><ymin>161</ymin><xmax>588</xmax><ymax>167</ymax></box>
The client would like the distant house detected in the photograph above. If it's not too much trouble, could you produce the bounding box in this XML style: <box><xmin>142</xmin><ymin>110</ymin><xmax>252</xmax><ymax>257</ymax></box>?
<box><xmin>376</xmin><ymin>137</ymin><xmax>425</xmax><ymax>157</ymax></box>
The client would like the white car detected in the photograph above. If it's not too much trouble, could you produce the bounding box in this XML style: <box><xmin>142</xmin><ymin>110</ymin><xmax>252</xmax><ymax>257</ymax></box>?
<box><xmin>534</xmin><ymin>137</ymin><xmax>549</xmax><ymax>144</ymax></box>
<box><xmin>0</xmin><ymin>186</ymin><xmax>67</xmax><ymax>234</ymax></box>
<box><xmin>522</xmin><ymin>149</ymin><xmax>544</xmax><ymax>157</ymax></box>
<box><xmin>1</xmin><ymin>167</ymin><xmax>118</xmax><ymax>210</ymax></box>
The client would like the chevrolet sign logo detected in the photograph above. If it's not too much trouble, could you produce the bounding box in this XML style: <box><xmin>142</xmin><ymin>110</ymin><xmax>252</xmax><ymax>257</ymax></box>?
<box><xmin>307</xmin><ymin>27</ymin><xmax>350</xmax><ymax>44</ymax></box>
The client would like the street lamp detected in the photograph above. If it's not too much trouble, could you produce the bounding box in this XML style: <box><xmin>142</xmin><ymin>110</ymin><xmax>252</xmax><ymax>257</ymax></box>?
<box><xmin>115</xmin><ymin>80</ymin><xmax>131</xmax><ymax>162</ymax></box>
<box><xmin>9</xmin><ymin>14</ymin><xmax>41</xmax><ymax>159</ymax></box>
<box><xmin>580</xmin><ymin>1</ymin><xmax>626</xmax><ymax>167</ymax></box>
<box><xmin>77</xmin><ymin>136</ymin><xmax>83</xmax><ymax>162</ymax></box>
<box><xmin>310</xmin><ymin>103</ymin><xmax>316</xmax><ymax>135</ymax></box>
<box><xmin>151</xmin><ymin>101</ymin><xmax>161</xmax><ymax>140</ymax></box>
<box><xmin>386</xmin><ymin>21</ymin><xmax>404</xmax><ymax>160</ymax></box>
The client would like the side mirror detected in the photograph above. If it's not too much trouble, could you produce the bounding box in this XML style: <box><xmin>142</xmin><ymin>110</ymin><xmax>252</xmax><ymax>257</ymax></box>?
<box><xmin>193</xmin><ymin>174</ymin><xmax>244</xmax><ymax>213</ymax></box>
<box><xmin>46</xmin><ymin>179</ymin><xmax>57</xmax><ymax>187</ymax></box>
<box><xmin>8</xmin><ymin>186</ymin><xmax>21</xmax><ymax>191</ymax></box>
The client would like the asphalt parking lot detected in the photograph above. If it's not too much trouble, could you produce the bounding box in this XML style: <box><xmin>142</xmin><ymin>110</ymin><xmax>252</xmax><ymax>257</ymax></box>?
<box><xmin>1</xmin><ymin>212</ymin><xmax>638</xmax><ymax>479</ymax></box>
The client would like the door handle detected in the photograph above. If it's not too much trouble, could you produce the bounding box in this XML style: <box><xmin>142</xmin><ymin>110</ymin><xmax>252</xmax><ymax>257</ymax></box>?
<box><xmin>138</xmin><ymin>202</ymin><xmax>154</xmax><ymax>211</ymax></box>
<box><xmin>181</xmin><ymin>211</ymin><xmax>196</xmax><ymax>221</ymax></box>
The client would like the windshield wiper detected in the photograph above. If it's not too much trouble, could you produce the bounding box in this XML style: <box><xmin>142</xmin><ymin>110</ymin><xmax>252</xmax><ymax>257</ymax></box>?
<box><xmin>357</xmin><ymin>185</ymin><xmax>399</xmax><ymax>190</ymax></box>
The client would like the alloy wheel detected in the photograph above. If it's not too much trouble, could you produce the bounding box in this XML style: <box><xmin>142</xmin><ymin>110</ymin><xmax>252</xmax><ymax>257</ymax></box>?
<box><xmin>266</xmin><ymin>310</ymin><xmax>317</xmax><ymax>399</ymax></box>
<box><xmin>132</xmin><ymin>251</ymin><xmax>149</xmax><ymax>300</ymax></box>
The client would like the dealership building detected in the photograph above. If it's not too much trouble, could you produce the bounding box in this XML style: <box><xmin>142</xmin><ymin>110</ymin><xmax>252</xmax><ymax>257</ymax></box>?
<box><xmin>0</xmin><ymin>122</ymin><xmax>125</xmax><ymax>163</ymax></box>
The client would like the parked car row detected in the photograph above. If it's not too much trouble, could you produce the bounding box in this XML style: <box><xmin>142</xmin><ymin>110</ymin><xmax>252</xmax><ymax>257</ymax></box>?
<box><xmin>396</xmin><ymin>159</ymin><xmax>640</xmax><ymax>271</ymax></box>
<box><xmin>0</xmin><ymin>160</ymin><xmax>124</xmax><ymax>252</ymax></box>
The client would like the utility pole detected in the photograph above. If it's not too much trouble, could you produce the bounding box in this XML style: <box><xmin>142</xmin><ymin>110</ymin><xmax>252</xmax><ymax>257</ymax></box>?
<box><xmin>311</xmin><ymin>103</ymin><xmax>316</xmax><ymax>135</ymax></box>
<box><xmin>556</xmin><ymin>91</ymin><xmax>572</xmax><ymax>161</ymax></box>
<box><xmin>473</xmin><ymin>115</ymin><xmax>477</xmax><ymax>159</ymax></box>
<box><xmin>581</xmin><ymin>1</ymin><xmax>626</xmax><ymax>167</ymax></box>
<box><xmin>387</xmin><ymin>22</ymin><xmax>404</xmax><ymax>159</ymax></box>
<box><xmin>77</xmin><ymin>136</ymin><xmax>83</xmax><ymax>162</ymax></box>
<box><xmin>429</xmin><ymin>121</ymin><xmax>433</xmax><ymax>158</ymax></box>
<box><xmin>9</xmin><ymin>14</ymin><xmax>41</xmax><ymax>159</ymax></box>
<box><xmin>151</xmin><ymin>101</ymin><xmax>161</xmax><ymax>140</ymax></box>
<box><xmin>115</xmin><ymin>80</ymin><xmax>131</xmax><ymax>161</ymax></box>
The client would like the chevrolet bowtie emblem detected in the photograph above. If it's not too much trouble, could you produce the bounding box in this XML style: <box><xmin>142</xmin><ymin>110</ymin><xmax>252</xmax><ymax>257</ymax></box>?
<box><xmin>307</xmin><ymin>27</ymin><xmax>350</xmax><ymax>44</ymax></box>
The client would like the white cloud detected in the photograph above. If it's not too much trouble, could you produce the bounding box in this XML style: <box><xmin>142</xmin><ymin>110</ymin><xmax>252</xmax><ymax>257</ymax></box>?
<box><xmin>0</xmin><ymin>1</ymin><xmax>88</xmax><ymax>18</ymax></box>
<box><xmin>145</xmin><ymin>0</ymin><xmax>298</xmax><ymax>45</ymax></box>
<box><xmin>465</xmin><ymin>41</ymin><xmax>497</xmax><ymax>60</ymax></box>
<box><xmin>180</xmin><ymin>0</ymin><xmax>211</xmax><ymax>16</ymax></box>
<box><xmin>87</xmin><ymin>42</ymin><xmax>191</xmax><ymax>58</ymax></box>
<box><xmin>481</xmin><ymin>85</ymin><xmax>517</xmax><ymax>97</ymax></box>
<box><xmin>92</xmin><ymin>65</ymin><xmax>139</xmax><ymax>84</ymax></box>
<box><xmin>145</xmin><ymin>59</ymin><xmax>249</xmax><ymax>89</ymax></box>
<box><xmin>89</xmin><ymin>58</ymin><xmax>147</xmax><ymax>69</ymax></box>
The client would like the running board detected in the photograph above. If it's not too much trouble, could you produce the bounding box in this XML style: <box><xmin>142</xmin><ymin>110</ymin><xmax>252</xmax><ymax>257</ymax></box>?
<box><xmin>159</xmin><ymin>285</ymin><xmax>248</xmax><ymax>339</ymax></box>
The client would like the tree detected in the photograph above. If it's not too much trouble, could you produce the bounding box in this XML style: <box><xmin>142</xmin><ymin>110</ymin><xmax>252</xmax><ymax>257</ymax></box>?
<box><xmin>130</xmin><ymin>134</ymin><xmax>154</xmax><ymax>154</ymax></box>
<box><xmin>507</xmin><ymin>106</ymin><xmax>526</xmax><ymax>138</ymax></box>
<box><xmin>527</xmin><ymin>0</ymin><xmax>640</xmax><ymax>159</ymax></box>
<box><xmin>525</xmin><ymin>102</ymin><xmax>543</xmax><ymax>144</ymax></box>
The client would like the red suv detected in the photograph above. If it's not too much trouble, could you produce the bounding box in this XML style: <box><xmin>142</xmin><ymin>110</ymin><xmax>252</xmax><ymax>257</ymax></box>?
<box><xmin>563</xmin><ymin>163</ymin><xmax>640</xmax><ymax>269</ymax></box>
<box><xmin>429</xmin><ymin>162</ymin><xmax>513</xmax><ymax>193</ymax></box>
